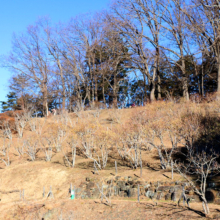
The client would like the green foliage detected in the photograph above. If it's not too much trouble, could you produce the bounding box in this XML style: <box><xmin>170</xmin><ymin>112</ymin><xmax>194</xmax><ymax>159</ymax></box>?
<box><xmin>0</xmin><ymin>92</ymin><xmax>21</xmax><ymax>112</ymax></box>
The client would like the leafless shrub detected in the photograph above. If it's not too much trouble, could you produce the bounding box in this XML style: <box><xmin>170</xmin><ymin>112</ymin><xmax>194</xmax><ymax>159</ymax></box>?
<box><xmin>78</xmin><ymin>127</ymin><xmax>109</xmax><ymax>169</ymax></box>
<box><xmin>41</xmin><ymin>138</ymin><xmax>53</xmax><ymax>162</ymax></box>
<box><xmin>30</xmin><ymin>118</ymin><xmax>46</xmax><ymax>136</ymax></box>
<box><xmin>108</xmin><ymin>109</ymin><xmax>122</xmax><ymax>124</ymax></box>
<box><xmin>131</xmin><ymin>106</ymin><xmax>183</xmax><ymax>169</ymax></box>
<box><xmin>114</xmin><ymin>120</ymin><xmax>143</xmax><ymax>169</ymax></box>
<box><xmin>79</xmin><ymin>128</ymin><xmax>94</xmax><ymax>158</ymax></box>
<box><xmin>53</xmin><ymin>127</ymin><xmax>68</xmax><ymax>152</ymax></box>
<box><xmin>91</xmin><ymin>108</ymin><xmax>102</xmax><ymax>119</ymax></box>
<box><xmin>24</xmin><ymin>140</ymin><xmax>39</xmax><ymax>161</ymax></box>
<box><xmin>57</xmin><ymin>110</ymin><xmax>72</xmax><ymax>126</ymax></box>
<box><xmin>29</xmin><ymin>117</ymin><xmax>37</xmax><ymax>132</ymax></box>
<box><xmin>62</xmin><ymin>139</ymin><xmax>77</xmax><ymax>167</ymax></box>
<box><xmin>2</xmin><ymin>122</ymin><xmax>13</xmax><ymax>141</ymax></box>
<box><xmin>117</xmin><ymin>135</ymin><xmax>142</xmax><ymax>169</ymax></box>
<box><xmin>174</xmin><ymin>149</ymin><xmax>220</xmax><ymax>215</ymax></box>
<box><xmin>15</xmin><ymin>111</ymin><xmax>31</xmax><ymax>138</ymax></box>
<box><xmin>14</xmin><ymin>139</ymin><xmax>25</xmax><ymax>156</ymax></box>
<box><xmin>145</xmin><ymin>127</ymin><xmax>181</xmax><ymax>169</ymax></box>
<box><xmin>96</xmin><ymin>179</ymin><xmax>113</xmax><ymax>206</ymax></box>
<box><xmin>0</xmin><ymin>138</ymin><xmax>11</xmax><ymax>166</ymax></box>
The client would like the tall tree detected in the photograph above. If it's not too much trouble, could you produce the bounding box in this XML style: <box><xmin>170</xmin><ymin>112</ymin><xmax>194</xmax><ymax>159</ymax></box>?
<box><xmin>3</xmin><ymin>22</ymin><xmax>52</xmax><ymax>116</ymax></box>
<box><xmin>183</xmin><ymin>0</ymin><xmax>220</xmax><ymax>97</ymax></box>
<box><xmin>1</xmin><ymin>92</ymin><xmax>20</xmax><ymax>112</ymax></box>
<box><xmin>109</xmin><ymin>0</ymin><xmax>163</xmax><ymax>101</ymax></box>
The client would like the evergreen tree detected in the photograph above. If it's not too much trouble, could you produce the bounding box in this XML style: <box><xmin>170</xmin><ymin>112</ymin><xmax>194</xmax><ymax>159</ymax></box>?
<box><xmin>1</xmin><ymin>92</ymin><xmax>21</xmax><ymax>112</ymax></box>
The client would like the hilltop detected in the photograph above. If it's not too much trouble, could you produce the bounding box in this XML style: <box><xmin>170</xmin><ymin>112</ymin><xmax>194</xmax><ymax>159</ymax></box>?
<box><xmin>0</xmin><ymin>101</ymin><xmax>220</xmax><ymax>219</ymax></box>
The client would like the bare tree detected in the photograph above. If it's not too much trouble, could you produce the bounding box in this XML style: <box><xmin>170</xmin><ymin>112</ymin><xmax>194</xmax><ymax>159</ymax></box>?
<box><xmin>79</xmin><ymin>127</ymin><xmax>109</xmax><ymax>169</ymax></box>
<box><xmin>0</xmin><ymin>138</ymin><xmax>11</xmax><ymax>167</ymax></box>
<box><xmin>3</xmin><ymin>21</ymin><xmax>52</xmax><ymax>116</ymax></box>
<box><xmin>62</xmin><ymin>139</ymin><xmax>77</xmax><ymax>168</ymax></box>
<box><xmin>2</xmin><ymin>121</ymin><xmax>13</xmax><ymax>141</ymax></box>
<box><xmin>109</xmin><ymin>0</ymin><xmax>164</xmax><ymax>101</ymax></box>
<box><xmin>174</xmin><ymin>149</ymin><xmax>220</xmax><ymax>215</ymax></box>
<box><xmin>41</xmin><ymin>137</ymin><xmax>53</xmax><ymax>162</ymax></box>
<box><xmin>24</xmin><ymin>140</ymin><xmax>39</xmax><ymax>161</ymax></box>
<box><xmin>53</xmin><ymin>127</ymin><xmax>67</xmax><ymax>152</ymax></box>
<box><xmin>14</xmin><ymin>139</ymin><xmax>25</xmax><ymax>156</ymax></box>
<box><xmin>15</xmin><ymin>111</ymin><xmax>31</xmax><ymax>138</ymax></box>
<box><xmin>117</xmin><ymin>135</ymin><xmax>142</xmax><ymax>169</ymax></box>
<box><xmin>183</xmin><ymin>0</ymin><xmax>220</xmax><ymax>98</ymax></box>
<box><xmin>96</xmin><ymin>179</ymin><xmax>113</xmax><ymax>206</ymax></box>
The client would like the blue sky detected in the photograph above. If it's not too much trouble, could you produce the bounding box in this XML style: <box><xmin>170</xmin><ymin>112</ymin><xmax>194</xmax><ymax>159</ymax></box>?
<box><xmin>0</xmin><ymin>0</ymin><xmax>111</xmax><ymax>106</ymax></box>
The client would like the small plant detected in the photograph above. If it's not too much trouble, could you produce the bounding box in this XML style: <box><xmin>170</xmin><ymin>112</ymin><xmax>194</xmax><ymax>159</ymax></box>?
<box><xmin>24</xmin><ymin>139</ymin><xmax>39</xmax><ymax>161</ymax></box>
<box><xmin>0</xmin><ymin>138</ymin><xmax>11</xmax><ymax>166</ymax></box>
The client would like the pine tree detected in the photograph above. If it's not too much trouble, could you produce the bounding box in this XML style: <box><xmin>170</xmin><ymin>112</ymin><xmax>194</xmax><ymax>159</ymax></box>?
<box><xmin>0</xmin><ymin>92</ymin><xmax>20</xmax><ymax>112</ymax></box>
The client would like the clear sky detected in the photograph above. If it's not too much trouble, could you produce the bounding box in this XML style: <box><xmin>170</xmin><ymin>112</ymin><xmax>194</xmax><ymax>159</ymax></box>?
<box><xmin>0</xmin><ymin>0</ymin><xmax>111</xmax><ymax>107</ymax></box>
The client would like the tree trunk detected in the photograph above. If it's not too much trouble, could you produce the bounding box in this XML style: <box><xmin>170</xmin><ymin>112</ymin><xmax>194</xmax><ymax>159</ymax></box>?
<box><xmin>201</xmin><ymin>72</ymin><xmax>204</xmax><ymax>96</ymax></box>
<box><xmin>149</xmin><ymin>80</ymin><xmax>156</xmax><ymax>102</ymax></box>
<box><xmin>102</xmin><ymin>75</ymin><xmax>106</xmax><ymax>105</ymax></box>
<box><xmin>182</xmin><ymin>77</ymin><xmax>189</xmax><ymax>101</ymax></box>
<box><xmin>61</xmin><ymin>75</ymin><xmax>66</xmax><ymax>110</ymax></box>
<box><xmin>112</xmin><ymin>74</ymin><xmax>118</xmax><ymax>108</ymax></box>
<box><xmin>202</xmin><ymin>197</ymin><xmax>210</xmax><ymax>215</ymax></box>
<box><xmin>42</xmin><ymin>90</ymin><xmax>48</xmax><ymax>117</ymax></box>
<box><xmin>157</xmin><ymin>74</ymin><xmax>161</xmax><ymax>100</ymax></box>
<box><xmin>143</xmin><ymin>74</ymin><xmax>147</xmax><ymax>102</ymax></box>
<box><xmin>217</xmin><ymin>57</ymin><xmax>220</xmax><ymax>100</ymax></box>
<box><xmin>95</xmin><ymin>77</ymin><xmax>98</xmax><ymax>102</ymax></box>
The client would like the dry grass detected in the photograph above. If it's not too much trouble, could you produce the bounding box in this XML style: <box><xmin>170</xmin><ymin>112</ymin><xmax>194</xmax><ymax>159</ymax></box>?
<box><xmin>0</xmin><ymin>100</ymin><xmax>220</xmax><ymax>218</ymax></box>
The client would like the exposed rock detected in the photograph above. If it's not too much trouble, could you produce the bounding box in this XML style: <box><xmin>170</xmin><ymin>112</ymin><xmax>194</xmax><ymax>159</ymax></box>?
<box><xmin>115</xmin><ymin>176</ymin><xmax>121</xmax><ymax>181</ymax></box>
<box><xmin>145</xmin><ymin>190</ymin><xmax>155</xmax><ymax>199</ymax></box>
<box><xmin>128</xmin><ymin>188</ymin><xmax>138</xmax><ymax>197</ymax></box>
<box><xmin>165</xmin><ymin>193</ymin><xmax>171</xmax><ymax>200</ymax></box>
<box><xmin>120</xmin><ymin>185</ymin><xmax>129</xmax><ymax>191</ymax></box>
<box><xmin>156</xmin><ymin>192</ymin><xmax>164</xmax><ymax>200</ymax></box>
<box><xmin>140</xmin><ymin>187</ymin><xmax>145</xmax><ymax>195</ymax></box>
<box><xmin>90</xmin><ymin>188</ymin><xmax>100</xmax><ymax>198</ymax></box>
<box><xmin>169</xmin><ymin>187</ymin><xmax>175</xmax><ymax>194</ymax></box>
<box><xmin>119</xmin><ymin>191</ymin><xmax>127</xmax><ymax>197</ymax></box>
<box><xmin>86</xmin><ymin>182</ymin><xmax>95</xmax><ymax>189</ymax></box>
<box><xmin>128</xmin><ymin>176</ymin><xmax>133</xmax><ymax>181</ymax></box>
<box><xmin>171</xmin><ymin>191</ymin><xmax>177</xmax><ymax>201</ymax></box>
<box><xmin>205</xmin><ymin>189</ymin><xmax>216</xmax><ymax>203</ymax></box>
<box><xmin>117</xmin><ymin>181</ymin><xmax>125</xmax><ymax>188</ymax></box>
<box><xmin>157</xmin><ymin>186</ymin><xmax>171</xmax><ymax>192</ymax></box>
<box><xmin>113</xmin><ymin>186</ymin><xmax>120</xmax><ymax>196</ymax></box>
<box><xmin>144</xmin><ymin>184</ymin><xmax>151</xmax><ymax>189</ymax></box>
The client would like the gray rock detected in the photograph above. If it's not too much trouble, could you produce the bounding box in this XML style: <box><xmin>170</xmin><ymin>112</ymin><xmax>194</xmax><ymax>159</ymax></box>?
<box><xmin>144</xmin><ymin>184</ymin><xmax>151</xmax><ymax>189</ymax></box>
<box><xmin>171</xmin><ymin>191</ymin><xmax>177</xmax><ymax>202</ymax></box>
<box><xmin>169</xmin><ymin>187</ymin><xmax>175</xmax><ymax>193</ymax></box>
<box><xmin>165</xmin><ymin>193</ymin><xmax>171</xmax><ymax>200</ymax></box>
<box><xmin>128</xmin><ymin>188</ymin><xmax>137</xmax><ymax>197</ymax></box>
<box><xmin>128</xmin><ymin>176</ymin><xmax>133</xmax><ymax>181</ymax></box>
<box><xmin>117</xmin><ymin>181</ymin><xmax>125</xmax><ymax>188</ymax></box>
<box><xmin>156</xmin><ymin>192</ymin><xmax>164</xmax><ymax>200</ymax></box>
<box><xmin>114</xmin><ymin>186</ymin><xmax>120</xmax><ymax>196</ymax></box>
<box><xmin>86</xmin><ymin>182</ymin><xmax>95</xmax><ymax>189</ymax></box>
<box><xmin>157</xmin><ymin>186</ymin><xmax>171</xmax><ymax>192</ymax></box>
<box><xmin>145</xmin><ymin>190</ymin><xmax>154</xmax><ymax>198</ymax></box>
<box><xmin>119</xmin><ymin>191</ymin><xmax>126</xmax><ymax>197</ymax></box>
<box><xmin>120</xmin><ymin>185</ymin><xmax>130</xmax><ymax>191</ymax></box>
<box><xmin>115</xmin><ymin>176</ymin><xmax>121</xmax><ymax>181</ymax></box>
